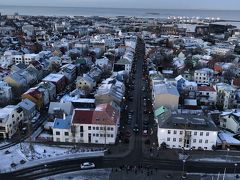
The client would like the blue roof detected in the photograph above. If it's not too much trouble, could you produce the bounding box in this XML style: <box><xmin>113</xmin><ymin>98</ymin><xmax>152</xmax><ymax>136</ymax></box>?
<box><xmin>53</xmin><ymin>117</ymin><xmax>71</xmax><ymax>129</ymax></box>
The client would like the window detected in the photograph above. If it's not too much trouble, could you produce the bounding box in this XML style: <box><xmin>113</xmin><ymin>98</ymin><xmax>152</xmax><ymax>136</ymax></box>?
<box><xmin>100</xmin><ymin>134</ymin><xmax>103</xmax><ymax>137</ymax></box>
<box><xmin>111</xmin><ymin>127</ymin><xmax>114</xmax><ymax>131</ymax></box>
<box><xmin>96</xmin><ymin>134</ymin><xmax>99</xmax><ymax>137</ymax></box>
<box><xmin>167</xmin><ymin>137</ymin><xmax>170</xmax><ymax>141</ymax></box>
<box><xmin>12</xmin><ymin>114</ymin><xmax>14</xmax><ymax>118</ymax></box>
<box><xmin>96</xmin><ymin>127</ymin><xmax>99</xmax><ymax>130</ymax></box>
<box><xmin>180</xmin><ymin>131</ymin><xmax>183</xmax><ymax>135</ymax></box>
<box><xmin>111</xmin><ymin>134</ymin><xmax>113</xmax><ymax>138</ymax></box>
<box><xmin>194</xmin><ymin>132</ymin><xmax>197</xmax><ymax>135</ymax></box>
<box><xmin>100</xmin><ymin>127</ymin><xmax>103</xmax><ymax>130</ymax></box>
<box><xmin>206</xmin><ymin>132</ymin><xmax>209</xmax><ymax>136</ymax></box>
<box><xmin>173</xmin><ymin>138</ymin><xmax>176</xmax><ymax>142</ymax></box>
<box><xmin>88</xmin><ymin>126</ymin><xmax>91</xmax><ymax>130</ymax></box>
<box><xmin>168</xmin><ymin>130</ymin><xmax>171</xmax><ymax>134</ymax></box>
<box><xmin>56</xmin><ymin>138</ymin><xmax>60</xmax><ymax>142</ymax></box>
<box><xmin>64</xmin><ymin>132</ymin><xmax>69</xmax><ymax>136</ymax></box>
<box><xmin>200</xmin><ymin>132</ymin><xmax>203</xmax><ymax>136</ymax></box>
<box><xmin>93</xmin><ymin>127</ymin><xmax>95</xmax><ymax>130</ymax></box>
<box><xmin>199</xmin><ymin>139</ymin><xmax>202</xmax><ymax>143</ymax></box>
<box><xmin>174</xmin><ymin>130</ymin><xmax>177</xmax><ymax>134</ymax></box>
<box><xmin>65</xmin><ymin>138</ymin><xmax>69</xmax><ymax>142</ymax></box>
<box><xmin>80</xmin><ymin>133</ymin><xmax>83</xmax><ymax>137</ymax></box>
<box><xmin>107</xmin><ymin>134</ymin><xmax>110</xmax><ymax>137</ymax></box>
<box><xmin>107</xmin><ymin>127</ymin><xmax>110</xmax><ymax>131</ymax></box>
<box><xmin>179</xmin><ymin>138</ymin><xmax>182</xmax><ymax>142</ymax></box>
<box><xmin>93</xmin><ymin>134</ymin><xmax>95</xmax><ymax>137</ymax></box>
<box><xmin>205</xmin><ymin>140</ymin><xmax>208</xmax><ymax>143</ymax></box>
<box><xmin>56</xmin><ymin>131</ymin><xmax>60</xmax><ymax>135</ymax></box>
<box><xmin>193</xmin><ymin>139</ymin><xmax>196</xmax><ymax>143</ymax></box>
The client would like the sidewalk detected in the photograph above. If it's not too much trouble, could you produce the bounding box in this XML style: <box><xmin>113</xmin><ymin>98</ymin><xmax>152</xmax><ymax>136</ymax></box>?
<box><xmin>110</xmin><ymin>167</ymin><xmax>239</xmax><ymax>180</ymax></box>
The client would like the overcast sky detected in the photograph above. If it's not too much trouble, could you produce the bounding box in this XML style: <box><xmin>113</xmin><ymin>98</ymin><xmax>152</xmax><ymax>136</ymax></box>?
<box><xmin>0</xmin><ymin>0</ymin><xmax>240</xmax><ymax>10</ymax></box>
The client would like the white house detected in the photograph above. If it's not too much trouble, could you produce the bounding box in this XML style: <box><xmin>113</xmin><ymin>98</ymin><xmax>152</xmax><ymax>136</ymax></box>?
<box><xmin>215</xmin><ymin>83</ymin><xmax>236</xmax><ymax>110</ymax></box>
<box><xmin>157</xmin><ymin>114</ymin><xmax>218</xmax><ymax>150</ymax></box>
<box><xmin>220</xmin><ymin>111</ymin><xmax>240</xmax><ymax>133</ymax></box>
<box><xmin>194</xmin><ymin>68</ymin><xmax>213</xmax><ymax>84</ymax></box>
<box><xmin>23</xmin><ymin>54</ymin><xmax>39</xmax><ymax>65</ymax></box>
<box><xmin>197</xmin><ymin>86</ymin><xmax>217</xmax><ymax>106</ymax></box>
<box><xmin>53</xmin><ymin>103</ymin><xmax>120</xmax><ymax>144</ymax></box>
<box><xmin>0</xmin><ymin>105</ymin><xmax>24</xmax><ymax>139</ymax></box>
<box><xmin>53</xmin><ymin>117</ymin><xmax>73</xmax><ymax>142</ymax></box>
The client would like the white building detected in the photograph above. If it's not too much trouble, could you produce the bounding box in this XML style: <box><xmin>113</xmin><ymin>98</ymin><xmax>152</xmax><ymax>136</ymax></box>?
<box><xmin>194</xmin><ymin>68</ymin><xmax>213</xmax><ymax>84</ymax></box>
<box><xmin>0</xmin><ymin>105</ymin><xmax>24</xmax><ymax>139</ymax></box>
<box><xmin>53</xmin><ymin>103</ymin><xmax>120</xmax><ymax>144</ymax></box>
<box><xmin>12</xmin><ymin>55</ymin><xmax>24</xmax><ymax>64</ymax></box>
<box><xmin>220</xmin><ymin>111</ymin><xmax>240</xmax><ymax>133</ymax></box>
<box><xmin>197</xmin><ymin>86</ymin><xmax>217</xmax><ymax>106</ymax></box>
<box><xmin>215</xmin><ymin>83</ymin><xmax>236</xmax><ymax>110</ymax></box>
<box><xmin>23</xmin><ymin>54</ymin><xmax>39</xmax><ymax>65</ymax></box>
<box><xmin>157</xmin><ymin>114</ymin><xmax>218</xmax><ymax>150</ymax></box>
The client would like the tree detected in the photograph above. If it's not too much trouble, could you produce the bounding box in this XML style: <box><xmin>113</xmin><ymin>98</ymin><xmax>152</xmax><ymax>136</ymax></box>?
<box><xmin>184</xmin><ymin>59</ymin><xmax>194</xmax><ymax>70</ymax></box>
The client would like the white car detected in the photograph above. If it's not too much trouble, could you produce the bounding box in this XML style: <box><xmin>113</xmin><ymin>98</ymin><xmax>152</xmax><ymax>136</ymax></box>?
<box><xmin>80</xmin><ymin>162</ymin><xmax>95</xmax><ymax>169</ymax></box>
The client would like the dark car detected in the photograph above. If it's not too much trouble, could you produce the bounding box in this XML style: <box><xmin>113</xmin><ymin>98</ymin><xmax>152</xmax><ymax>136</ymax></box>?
<box><xmin>133</xmin><ymin>124</ymin><xmax>139</xmax><ymax>133</ymax></box>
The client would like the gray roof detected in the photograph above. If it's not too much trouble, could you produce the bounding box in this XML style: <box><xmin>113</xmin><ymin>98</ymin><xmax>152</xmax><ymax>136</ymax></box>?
<box><xmin>48</xmin><ymin>102</ymin><xmax>73</xmax><ymax>115</ymax></box>
<box><xmin>153</xmin><ymin>83</ymin><xmax>179</xmax><ymax>96</ymax></box>
<box><xmin>18</xmin><ymin>99</ymin><xmax>36</xmax><ymax>111</ymax></box>
<box><xmin>158</xmin><ymin>114</ymin><xmax>218</xmax><ymax>131</ymax></box>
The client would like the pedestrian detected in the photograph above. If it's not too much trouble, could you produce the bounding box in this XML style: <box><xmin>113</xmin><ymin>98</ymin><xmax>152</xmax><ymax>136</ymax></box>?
<box><xmin>151</xmin><ymin>170</ymin><xmax>153</xmax><ymax>175</ymax></box>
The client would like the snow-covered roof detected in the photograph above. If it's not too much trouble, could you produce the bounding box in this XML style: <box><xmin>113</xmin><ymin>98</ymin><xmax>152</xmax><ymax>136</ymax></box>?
<box><xmin>218</xmin><ymin>131</ymin><xmax>240</xmax><ymax>145</ymax></box>
<box><xmin>43</xmin><ymin>73</ymin><xmax>65</xmax><ymax>83</ymax></box>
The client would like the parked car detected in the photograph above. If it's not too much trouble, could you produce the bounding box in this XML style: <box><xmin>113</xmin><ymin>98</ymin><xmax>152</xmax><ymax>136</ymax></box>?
<box><xmin>80</xmin><ymin>162</ymin><xmax>95</xmax><ymax>169</ymax></box>
<box><xmin>143</xmin><ymin>130</ymin><xmax>148</xmax><ymax>136</ymax></box>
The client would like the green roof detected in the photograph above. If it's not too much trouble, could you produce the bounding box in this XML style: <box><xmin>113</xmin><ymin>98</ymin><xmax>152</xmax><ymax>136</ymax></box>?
<box><xmin>76</xmin><ymin>58</ymin><xmax>86</xmax><ymax>65</ymax></box>
<box><xmin>154</xmin><ymin>106</ymin><xmax>167</xmax><ymax>117</ymax></box>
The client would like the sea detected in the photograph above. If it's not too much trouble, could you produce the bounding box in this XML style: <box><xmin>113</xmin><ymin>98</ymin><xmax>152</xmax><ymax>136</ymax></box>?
<box><xmin>1</xmin><ymin>5</ymin><xmax>240</xmax><ymax>26</ymax></box>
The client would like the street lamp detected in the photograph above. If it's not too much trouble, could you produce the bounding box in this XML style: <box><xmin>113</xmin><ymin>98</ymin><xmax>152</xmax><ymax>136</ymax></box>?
<box><xmin>182</xmin><ymin>159</ymin><xmax>186</xmax><ymax>179</ymax></box>
<box><xmin>226</xmin><ymin>148</ymin><xmax>230</xmax><ymax>162</ymax></box>
<box><xmin>234</xmin><ymin>163</ymin><xmax>238</xmax><ymax>175</ymax></box>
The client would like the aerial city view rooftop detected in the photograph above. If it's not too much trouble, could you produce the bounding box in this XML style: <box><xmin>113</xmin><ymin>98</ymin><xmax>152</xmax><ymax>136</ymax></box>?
<box><xmin>1</xmin><ymin>0</ymin><xmax>240</xmax><ymax>179</ymax></box>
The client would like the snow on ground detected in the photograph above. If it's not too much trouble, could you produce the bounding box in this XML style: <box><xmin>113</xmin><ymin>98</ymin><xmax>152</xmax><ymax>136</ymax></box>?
<box><xmin>39</xmin><ymin>169</ymin><xmax>111</xmax><ymax>180</ymax></box>
<box><xmin>189</xmin><ymin>155</ymin><xmax>240</xmax><ymax>163</ymax></box>
<box><xmin>0</xmin><ymin>143</ymin><xmax>105</xmax><ymax>172</ymax></box>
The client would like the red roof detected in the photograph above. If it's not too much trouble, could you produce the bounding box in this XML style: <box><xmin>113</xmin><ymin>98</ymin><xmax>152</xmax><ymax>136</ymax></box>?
<box><xmin>92</xmin><ymin>104</ymin><xmax>119</xmax><ymax>125</ymax></box>
<box><xmin>72</xmin><ymin>109</ymin><xmax>94</xmax><ymax>124</ymax></box>
<box><xmin>197</xmin><ymin>86</ymin><xmax>216</xmax><ymax>92</ymax></box>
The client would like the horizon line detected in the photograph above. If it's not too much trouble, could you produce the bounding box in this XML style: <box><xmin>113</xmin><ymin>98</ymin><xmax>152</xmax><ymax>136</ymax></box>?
<box><xmin>0</xmin><ymin>4</ymin><xmax>240</xmax><ymax>11</ymax></box>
